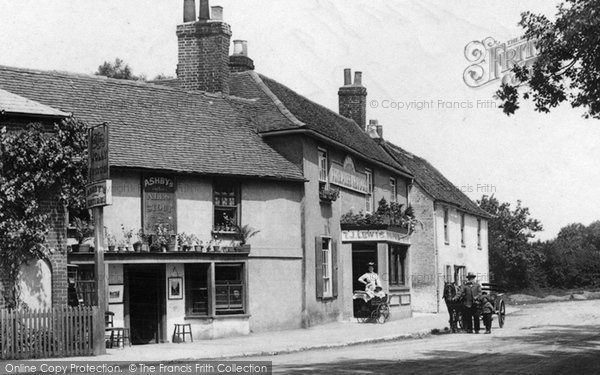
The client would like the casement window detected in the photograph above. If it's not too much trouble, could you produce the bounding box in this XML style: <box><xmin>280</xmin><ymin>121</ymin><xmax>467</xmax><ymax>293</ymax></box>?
<box><xmin>460</xmin><ymin>213</ymin><xmax>465</xmax><ymax>247</ymax></box>
<box><xmin>443</xmin><ymin>208</ymin><xmax>450</xmax><ymax>244</ymax></box>
<box><xmin>454</xmin><ymin>266</ymin><xmax>466</xmax><ymax>286</ymax></box>
<box><xmin>390</xmin><ymin>177</ymin><xmax>397</xmax><ymax>202</ymax></box>
<box><xmin>318</xmin><ymin>148</ymin><xmax>328</xmax><ymax>183</ymax></box>
<box><xmin>213</xmin><ymin>180</ymin><xmax>240</xmax><ymax>232</ymax></box>
<box><xmin>477</xmin><ymin>219</ymin><xmax>482</xmax><ymax>249</ymax></box>
<box><xmin>215</xmin><ymin>263</ymin><xmax>245</xmax><ymax>315</ymax></box>
<box><xmin>388</xmin><ymin>246</ymin><xmax>407</xmax><ymax>286</ymax></box>
<box><xmin>185</xmin><ymin>263</ymin><xmax>209</xmax><ymax>316</ymax></box>
<box><xmin>365</xmin><ymin>169</ymin><xmax>374</xmax><ymax>213</ymax></box>
<box><xmin>315</xmin><ymin>236</ymin><xmax>337</xmax><ymax>300</ymax></box>
<box><xmin>185</xmin><ymin>263</ymin><xmax>245</xmax><ymax>317</ymax></box>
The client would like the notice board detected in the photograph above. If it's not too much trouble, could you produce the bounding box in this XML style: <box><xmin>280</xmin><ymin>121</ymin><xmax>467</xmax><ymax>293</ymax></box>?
<box><xmin>142</xmin><ymin>175</ymin><xmax>177</xmax><ymax>233</ymax></box>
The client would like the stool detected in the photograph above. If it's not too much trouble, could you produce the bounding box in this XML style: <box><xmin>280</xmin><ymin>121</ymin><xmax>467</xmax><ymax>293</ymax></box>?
<box><xmin>172</xmin><ymin>323</ymin><xmax>193</xmax><ymax>343</ymax></box>
<box><xmin>106</xmin><ymin>327</ymin><xmax>131</xmax><ymax>348</ymax></box>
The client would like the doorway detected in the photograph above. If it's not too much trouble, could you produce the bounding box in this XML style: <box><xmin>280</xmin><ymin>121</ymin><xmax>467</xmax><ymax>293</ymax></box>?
<box><xmin>352</xmin><ymin>244</ymin><xmax>377</xmax><ymax>317</ymax></box>
<box><xmin>127</xmin><ymin>264</ymin><xmax>166</xmax><ymax>345</ymax></box>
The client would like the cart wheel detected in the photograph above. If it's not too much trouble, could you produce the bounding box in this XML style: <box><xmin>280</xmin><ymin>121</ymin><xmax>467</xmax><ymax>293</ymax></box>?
<box><xmin>498</xmin><ymin>301</ymin><xmax>505</xmax><ymax>328</ymax></box>
<box><xmin>374</xmin><ymin>305</ymin><xmax>390</xmax><ymax>324</ymax></box>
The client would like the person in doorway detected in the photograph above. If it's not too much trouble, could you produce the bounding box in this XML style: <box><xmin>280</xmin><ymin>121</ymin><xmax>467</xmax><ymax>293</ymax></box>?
<box><xmin>458</xmin><ymin>272</ymin><xmax>482</xmax><ymax>333</ymax></box>
<box><xmin>358</xmin><ymin>262</ymin><xmax>382</xmax><ymax>298</ymax></box>
<box><xmin>480</xmin><ymin>295</ymin><xmax>494</xmax><ymax>334</ymax></box>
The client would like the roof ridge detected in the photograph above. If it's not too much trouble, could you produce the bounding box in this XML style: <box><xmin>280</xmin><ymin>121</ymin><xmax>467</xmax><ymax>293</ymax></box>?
<box><xmin>249</xmin><ymin>72</ymin><xmax>305</xmax><ymax>128</ymax></box>
<box><xmin>0</xmin><ymin>65</ymin><xmax>229</xmax><ymax>99</ymax></box>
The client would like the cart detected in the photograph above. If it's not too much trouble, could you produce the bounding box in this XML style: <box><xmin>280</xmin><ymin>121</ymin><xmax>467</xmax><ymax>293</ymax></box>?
<box><xmin>353</xmin><ymin>291</ymin><xmax>390</xmax><ymax>324</ymax></box>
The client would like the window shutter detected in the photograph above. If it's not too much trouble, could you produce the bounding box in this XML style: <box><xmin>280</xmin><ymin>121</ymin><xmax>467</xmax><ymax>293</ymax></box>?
<box><xmin>332</xmin><ymin>239</ymin><xmax>338</xmax><ymax>298</ymax></box>
<box><xmin>315</xmin><ymin>236</ymin><xmax>324</xmax><ymax>299</ymax></box>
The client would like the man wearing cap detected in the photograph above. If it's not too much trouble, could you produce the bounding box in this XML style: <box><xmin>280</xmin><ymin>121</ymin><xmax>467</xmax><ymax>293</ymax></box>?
<box><xmin>358</xmin><ymin>262</ymin><xmax>382</xmax><ymax>297</ymax></box>
<box><xmin>458</xmin><ymin>272</ymin><xmax>482</xmax><ymax>333</ymax></box>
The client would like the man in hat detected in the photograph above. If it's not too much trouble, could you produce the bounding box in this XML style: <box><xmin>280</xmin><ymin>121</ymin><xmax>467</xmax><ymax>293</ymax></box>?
<box><xmin>458</xmin><ymin>272</ymin><xmax>482</xmax><ymax>333</ymax></box>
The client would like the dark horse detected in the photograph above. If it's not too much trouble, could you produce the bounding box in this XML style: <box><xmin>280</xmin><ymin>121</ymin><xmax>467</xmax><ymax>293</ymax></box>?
<box><xmin>443</xmin><ymin>282</ymin><xmax>463</xmax><ymax>333</ymax></box>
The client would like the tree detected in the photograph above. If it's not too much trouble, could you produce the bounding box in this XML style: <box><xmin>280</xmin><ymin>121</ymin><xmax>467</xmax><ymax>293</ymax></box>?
<box><xmin>496</xmin><ymin>0</ymin><xmax>600</xmax><ymax>119</ymax></box>
<box><xmin>478</xmin><ymin>195</ymin><xmax>544</xmax><ymax>289</ymax></box>
<box><xmin>95</xmin><ymin>58</ymin><xmax>145</xmax><ymax>81</ymax></box>
<box><xmin>0</xmin><ymin>119</ymin><xmax>87</xmax><ymax>308</ymax></box>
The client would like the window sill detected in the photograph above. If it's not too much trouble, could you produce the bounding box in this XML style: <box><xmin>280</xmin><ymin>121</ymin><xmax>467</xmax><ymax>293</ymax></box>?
<box><xmin>185</xmin><ymin>314</ymin><xmax>251</xmax><ymax>321</ymax></box>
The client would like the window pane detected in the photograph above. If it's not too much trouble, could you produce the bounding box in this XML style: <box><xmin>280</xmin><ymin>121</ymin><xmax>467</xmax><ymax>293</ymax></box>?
<box><xmin>185</xmin><ymin>264</ymin><xmax>209</xmax><ymax>316</ymax></box>
<box><xmin>215</xmin><ymin>264</ymin><xmax>245</xmax><ymax>314</ymax></box>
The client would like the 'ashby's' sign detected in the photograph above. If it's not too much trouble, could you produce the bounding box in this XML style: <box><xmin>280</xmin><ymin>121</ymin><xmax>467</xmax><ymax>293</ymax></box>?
<box><xmin>142</xmin><ymin>175</ymin><xmax>177</xmax><ymax>233</ymax></box>
<box><xmin>341</xmin><ymin>229</ymin><xmax>411</xmax><ymax>245</ymax></box>
<box><xmin>88</xmin><ymin>123</ymin><xmax>109</xmax><ymax>182</ymax></box>
<box><xmin>329</xmin><ymin>156</ymin><xmax>369</xmax><ymax>194</ymax></box>
<box><xmin>86</xmin><ymin>180</ymin><xmax>112</xmax><ymax>208</ymax></box>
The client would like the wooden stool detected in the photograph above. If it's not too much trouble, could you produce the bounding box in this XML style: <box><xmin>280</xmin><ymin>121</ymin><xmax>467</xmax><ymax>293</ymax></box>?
<box><xmin>172</xmin><ymin>323</ymin><xmax>193</xmax><ymax>343</ymax></box>
<box><xmin>106</xmin><ymin>327</ymin><xmax>131</xmax><ymax>348</ymax></box>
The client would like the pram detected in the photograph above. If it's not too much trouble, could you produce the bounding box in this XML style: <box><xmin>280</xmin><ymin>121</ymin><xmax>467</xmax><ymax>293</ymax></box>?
<box><xmin>353</xmin><ymin>289</ymin><xmax>390</xmax><ymax>324</ymax></box>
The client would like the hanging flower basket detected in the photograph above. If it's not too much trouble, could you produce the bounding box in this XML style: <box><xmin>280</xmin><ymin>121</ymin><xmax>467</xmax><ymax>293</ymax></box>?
<box><xmin>319</xmin><ymin>187</ymin><xmax>340</xmax><ymax>203</ymax></box>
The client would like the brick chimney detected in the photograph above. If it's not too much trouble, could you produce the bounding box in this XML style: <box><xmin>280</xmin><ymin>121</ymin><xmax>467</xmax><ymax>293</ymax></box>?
<box><xmin>338</xmin><ymin>68</ymin><xmax>367</xmax><ymax>129</ymax></box>
<box><xmin>229</xmin><ymin>40</ymin><xmax>255</xmax><ymax>73</ymax></box>
<box><xmin>176</xmin><ymin>0</ymin><xmax>232</xmax><ymax>94</ymax></box>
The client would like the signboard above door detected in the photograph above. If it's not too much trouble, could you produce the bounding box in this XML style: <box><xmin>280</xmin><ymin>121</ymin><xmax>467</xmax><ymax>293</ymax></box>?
<box><xmin>329</xmin><ymin>155</ymin><xmax>369</xmax><ymax>194</ymax></box>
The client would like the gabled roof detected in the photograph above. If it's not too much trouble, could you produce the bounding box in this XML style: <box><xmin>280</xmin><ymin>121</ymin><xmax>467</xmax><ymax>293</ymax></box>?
<box><xmin>0</xmin><ymin>87</ymin><xmax>69</xmax><ymax>118</ymax></box>
<box><xmin>382</xmin><ymin>141</ymin><xmax>492</xmax><ymax>219</ymax></box>
<box><xmin>229</xmin><ymin>71</ymin><xmax>413</xmax><ymax>178</ymax></box>
<box><xmin>0</xmin><ymin>66</ymin><xmax>304</xmax><ymax>181</ymax></box>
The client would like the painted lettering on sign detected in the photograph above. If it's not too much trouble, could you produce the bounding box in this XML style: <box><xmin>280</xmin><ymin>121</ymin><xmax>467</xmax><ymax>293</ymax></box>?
<box><xmin>88</xmin><ymin>123</ymin><xmax>109</xmax><ymax>182</ymax></box>
<box><xmin>329</xmin><ymin>163</ymin><xmax>369</xmax><ymax>194</ymax></box>
<box><xmin>86</xmin><ymin>180</ymin><xmax>112</xmax><ymax>208</ymax></box>
<box><xmin>341</xmin><ymin>230</ymin><xmax>410</xmax><ymax>245</ymax></box>
<box><xmin>142</xmin><ymin>175</ymin><xmax>177</xmax><ymax>233</ymax></box>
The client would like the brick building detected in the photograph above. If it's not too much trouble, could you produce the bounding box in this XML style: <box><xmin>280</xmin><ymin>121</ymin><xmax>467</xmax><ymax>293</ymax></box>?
<box><xmin>0</xmin><ymin>0</ymin><xmax>489</xmax><ymax>341</ymax></box>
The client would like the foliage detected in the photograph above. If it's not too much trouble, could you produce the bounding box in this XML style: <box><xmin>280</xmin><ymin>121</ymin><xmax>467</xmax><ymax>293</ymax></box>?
<box><xmin>477</xmin><ymin>195</ymin><xmax>544</xmax><ymax>289</ymax></box>
<box><xmin>340</xmin><ymin>198</ymin><xmax>420</xmax><ymax>233</ymax></box>
<box><xmin>0</xmin><ymin>119</ymin><xmax>87</xmax><ymax>308</ymax></box>
<box><xmin>319</xmin><ymin>187</ymin><xmax>340</xmax><ymax>202</ymax></box>
<box><xmin>237</xmin><ymin>224</ymin><xmax>260</xmax><ymax>245</ymax></box>
<box><xmin>150</xmin><ymin>223</ymin><xmax>174</xmax><ymax>250</ymax></box>
<box><xmin>95</xmin><ymin>58</ymin><xmax>145</xmax><ymax>81</ymax></box>
<box><xmin>72</xmin><ymin>217</ymin><xmax>94</xmax><ymax>244</ymax></box>
<box><xmin>497</xmin><ymin>0</ymin><xmax>600</xmax><ymax>119</ymax></box>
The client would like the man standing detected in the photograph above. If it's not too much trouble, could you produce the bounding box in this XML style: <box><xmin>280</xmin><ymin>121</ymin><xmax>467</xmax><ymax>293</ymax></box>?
<box><xmin>459</xmin><ymin>272</ymin><xmax>482</xmax><ymax>333</ymax></box>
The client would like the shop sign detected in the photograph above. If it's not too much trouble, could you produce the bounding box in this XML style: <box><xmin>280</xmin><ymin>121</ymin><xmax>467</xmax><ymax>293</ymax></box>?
<box><xmin>329</xmin><ymin>156</ymin><xmax>368</xmax><ymax>194</ymax></box>
<box><xmin>86</xmin><ymin>180</ymin><xmax>112</xmax><ymax>208</ymax></box>
<box><xmin>142</xmin><ymin>175</ymin><xmax>177</xmax><ymax>233</ymax></box>
<box><xmin>88</xmin><ymin>123</ymin><xmax>109</xmax><ymax>182</ymax></box>
<box><xmin>341</xmin><ymin>229</ymin><xmax>410</xmax><ymax>245</ymax></box>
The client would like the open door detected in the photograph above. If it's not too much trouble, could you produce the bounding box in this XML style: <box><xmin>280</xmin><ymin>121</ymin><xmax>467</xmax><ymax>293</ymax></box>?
<box><xmin>127</xmin><ymin>264</ymin><xmax>166</xmax><ymax>344</ymax></box>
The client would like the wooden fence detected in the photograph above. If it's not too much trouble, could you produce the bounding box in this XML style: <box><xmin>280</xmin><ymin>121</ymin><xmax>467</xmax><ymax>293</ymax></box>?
<box><xmin>0</xmin><ymin>306</ymin><xmax>97</xmax><ymax>359</ymax></box>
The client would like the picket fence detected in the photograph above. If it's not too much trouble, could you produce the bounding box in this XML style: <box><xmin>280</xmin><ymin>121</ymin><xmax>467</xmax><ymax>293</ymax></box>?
<box><xmin>0</xmin><ymin>306</ymin><xmax>97</xmax><ymax>359</ymax></box>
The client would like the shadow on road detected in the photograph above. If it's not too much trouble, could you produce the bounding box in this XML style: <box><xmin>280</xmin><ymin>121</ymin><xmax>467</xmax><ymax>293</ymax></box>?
<box><xmin>274</xmin><ymin>325</ymin><xmax>600</xmax><ymax>375</ymax></box>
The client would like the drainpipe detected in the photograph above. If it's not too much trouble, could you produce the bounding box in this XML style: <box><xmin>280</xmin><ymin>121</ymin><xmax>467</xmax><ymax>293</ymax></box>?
<box><xmin>433</xmin><ymin>201</ymin><xmax>440</xmax><ymax>313</ymax></box>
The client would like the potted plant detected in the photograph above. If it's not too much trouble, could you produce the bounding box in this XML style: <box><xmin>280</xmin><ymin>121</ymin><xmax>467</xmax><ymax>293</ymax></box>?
<box><xmin>121</xmin><ymin>225</ymin><xmax>134</xmax><ymax>251</ymax></box>
<box><xmin>134</xmin><ymin>229</ymin><xmax>148</xmax><ymax>252</ymax></box>
<box><xmin>177</xmin><ymin>232</ymin><xmax>196</xmax><ymax>252</ymax></box>
<box><xmin>235</xmin><ymin>224</ymin><xmax>260</xmax><ymax>252</ymax></box>
<box><xmin>72</xmin><ymin>218</ymin><xmax>94</xmax><ymax>252</ymax></box>
<box><xmin>194</xmin><ymin>239</ymin><xmax>204</xmax><ymax>252</ymax></box>
<box><xmin>319</xmin><ymin>186</ymin><xmax>340</xmax><ymax>203</ymax></box>
<box><xmin>151</xmin><ymin>223</ymin><xmax>173</xmax><ymax>252</ymax></box>
<box><xmin>104</xmin><ymin>228</ymin><xmax>117</xmax><ymax>252</ymax></box>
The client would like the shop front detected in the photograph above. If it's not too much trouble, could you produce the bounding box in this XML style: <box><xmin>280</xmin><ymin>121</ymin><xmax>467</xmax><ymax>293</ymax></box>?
<box><xmin>340</xmin><ymin>226</ymin><xmax>413</xmax><ymax>320</ymax></box>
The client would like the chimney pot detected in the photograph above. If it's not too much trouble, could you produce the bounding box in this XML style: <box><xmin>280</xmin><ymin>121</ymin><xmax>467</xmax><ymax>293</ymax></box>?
<box><xmin>354</xmin><ymin>71</ymin><xmax>363</xmax><ymax>86</ymax></box>
<box><xmin>183</xmin><ymin>0</ymin><xmax>196</xmax><ymax>22</ymax></box>
<box><xmin>344</xmin><ymin>69</ymin><xmax>352</xmax><ymax>86</ymax></box>
<box><xmin>211</xmin><ymin>6</ymin><xmax>223</xmax><ymax>21</ymax></box>
<box><xmin>376</xmin><ymin>125</ymin><xmax>383</xmax><ymax>138</ymax></box>
<box><xmin>199</xmin><ymin>0</ymin><xmax>210</xmax><ymax>20</ymax></box>
<box><xmin>233</xmin><ymin>40</ymin><xmax>248</xmax><ymax>56</ymax></box>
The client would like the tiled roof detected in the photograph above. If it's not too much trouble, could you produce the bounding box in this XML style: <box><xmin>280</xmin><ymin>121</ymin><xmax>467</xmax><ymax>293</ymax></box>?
<box><xmin>229</xmin><ymin>71</ymin><xmax>413</xmax><ymax>177</ymax></box>
<box><xmin>0</xmin><ymin>66</ymin><xmax>304</xmax><ymax>181</ymax></box>
<box><xmin>0</xmin><ymin>87</ymin><xmax>69</xmax><ymax>117</ymax></box>
<box><xmin>382</xmin><ymin>141</ymin><xmax>492</xmax><ymax>219</ymax></box>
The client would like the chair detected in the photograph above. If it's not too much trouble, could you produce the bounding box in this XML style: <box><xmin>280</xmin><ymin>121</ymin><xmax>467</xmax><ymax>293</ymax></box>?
<box><xmin>172</xmin><ymin>323</ymin><xmax>193</xmax><ymax>343</ymax></box>
<box><xmin>105</xmin><ymin>311</ymin><xmax>131</xmax><ymax>348</ymax></box>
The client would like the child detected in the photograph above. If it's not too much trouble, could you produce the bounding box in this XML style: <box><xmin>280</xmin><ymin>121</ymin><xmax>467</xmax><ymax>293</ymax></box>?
<box><xmin>480</xmin><ymin>296</ymin><xmax>494</xmax><ymax>334</ymax></box>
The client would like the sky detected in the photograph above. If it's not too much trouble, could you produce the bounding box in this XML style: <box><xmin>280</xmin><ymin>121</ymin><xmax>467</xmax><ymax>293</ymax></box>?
<box><xmin>1</xmin><ymin>0</ymin><xmax>598</xmax><ymax>240</ymax></box>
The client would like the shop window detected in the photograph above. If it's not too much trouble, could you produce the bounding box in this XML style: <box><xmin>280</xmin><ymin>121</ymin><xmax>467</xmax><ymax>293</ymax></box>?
<box><xmin>460</xmin><ymin>213</ymin><xmax>465</xmax><ymax>247</ymax></box>
<box><xmin>213</xmin><ymin>180</ymin><xmax>240</xmax><ymax>232</ymax></box>
<box><xmin>185</xmin><ymin>264</ymin><xmax>209</xmax><ymax>316</ymax></box>
<box><xmin>315</xmin><ymin>236</ymin><xmax>337</xmax><ymax>299</ymax></box>
<box><xmin>388</xmin><ymin>246</ymin><xmax>407</xmax><ymax>286</ymax></box>
<box><xmin>390</xmin><ymin>177</ymin><xmax>397</xmax><ymax>202</ymax></box>
<box><xmin>443</xmin><ymin>208</ymin><xmax>450</xmax><ymax>245</ymax></box>
<box><xmin>215</xmin><ymin>263</ymin><xmax>245</xmax><ymax>315</ymax></box>
<box><xmin>477</xmin><ymin>219</ymin><xmax>482</xmax><ymax>249</ymax></box>
<box><xmin>74</xmin><ymin>265</ymin><xmax>96</xmax><ymax>306</ymax></box>
<box><xmin>454</xmin><ymin>266</ymin><xmax>466</xmax><ymax>286</ymax></box>
<box><xmin>365</xmin><ymin>169</ymin><xmax>374</xmax><ymax>213</ymax></box>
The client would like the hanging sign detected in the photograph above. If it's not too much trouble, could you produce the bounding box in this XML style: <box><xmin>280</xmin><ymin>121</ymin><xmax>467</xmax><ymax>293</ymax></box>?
<box><xmin>86</xmin><ymin>180</ymin><xmax>112</xmax><ymax>208</ymax></box>
<box><xmin>88</xmin><ymin>123</ymin><xmax>110</xmax><ymax>182</ymax></box>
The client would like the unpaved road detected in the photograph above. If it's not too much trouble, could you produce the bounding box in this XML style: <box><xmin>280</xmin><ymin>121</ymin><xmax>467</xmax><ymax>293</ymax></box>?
<box><xmin>238</xmin><ymin>299</ymin><xmax>600</xmax><ymax>374</ymax></box>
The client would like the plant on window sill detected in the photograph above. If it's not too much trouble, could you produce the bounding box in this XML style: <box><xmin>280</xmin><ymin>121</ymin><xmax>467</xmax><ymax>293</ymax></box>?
<box><xmin>319</xmin><ymin>186</ymin><xmax>340</xmax><ymax>203</ymax></box>
<box><xmin>340</xmin><ymin>198</ymin><xmax>422</xmax><ymax>233</ymax></box>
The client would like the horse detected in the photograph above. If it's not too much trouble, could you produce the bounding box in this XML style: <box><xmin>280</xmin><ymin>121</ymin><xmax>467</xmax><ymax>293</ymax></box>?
<box><xmin>443</xmin><ymin>281</ymin><xmax>463</xmax><ymax>333</ymax></box>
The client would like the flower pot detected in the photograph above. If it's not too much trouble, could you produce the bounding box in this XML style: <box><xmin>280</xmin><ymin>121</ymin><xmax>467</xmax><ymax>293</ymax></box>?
<box><xmin>194</xmin><ymin>245</ymin><xmax>203</xmax><ymax>252</ymax></box>
<box><xmin>108</xmin><ymin>245</ymin><xmax>116</xmax><ymax>252</ymax></box>
<box><xmin>79</xmin><ymin>244</ymin><xmax>91</xmax><ymax>253</ymax></box>
<box><xmin>133</xmin><ymin>243</ymin><xmax>142</xmax><ymax>252</ymax></box>
<box><xmin>117</xmin><ymin>246</ymin><xmax>125</xmax><ymax>252</ymax></box>
<box><xmin>141</xmin><ymin>244</ymin><xmax>149</xmax><ymax>252</ymax></box>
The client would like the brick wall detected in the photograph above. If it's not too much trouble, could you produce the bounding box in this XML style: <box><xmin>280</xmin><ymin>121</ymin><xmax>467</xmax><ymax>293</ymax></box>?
<box><xmin>176</xmin><ymin>21</ymin><xmax>232</xmax><ymax>94</ymax></box>
<box><xmin>39</xmin><ymin>198</ymin><xmax>69</xmax><ymax>307</ymax></box>
<box><xmin>338</xmin><ymin>86</ymin><xmax>367</xmax><ymax>129</ymax></box>
<box><xmin>409</xmin><ymin>184</ymin><xmax>439</xmax><ymax>313</ymax></box>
